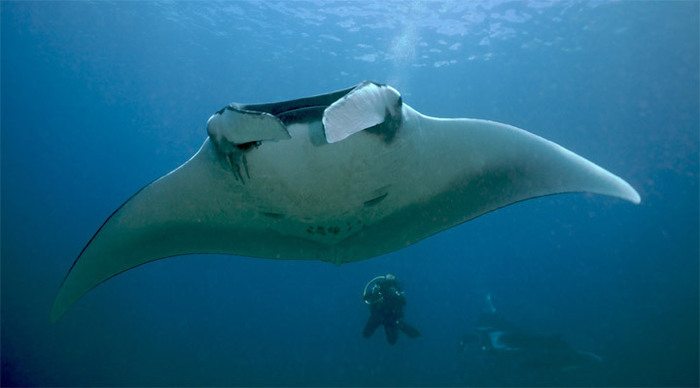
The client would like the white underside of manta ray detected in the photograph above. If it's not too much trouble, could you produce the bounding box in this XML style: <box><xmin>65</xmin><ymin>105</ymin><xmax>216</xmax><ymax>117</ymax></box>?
<box><xmin>51</xmin><ymin>81</ymin><xmax>640</xmax><ymax>321</ymax></box>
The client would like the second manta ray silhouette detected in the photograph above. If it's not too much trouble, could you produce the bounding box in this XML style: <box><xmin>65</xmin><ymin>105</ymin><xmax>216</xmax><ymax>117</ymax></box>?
<box><xmin>460</xmin><ymin>294</ymin><xmax>603</xmax><ymax>373</ymax></box>
<box><xmin>52</xmin><ymin>81</ymin><xmax>640</xmax><ymax>320</ymax></box>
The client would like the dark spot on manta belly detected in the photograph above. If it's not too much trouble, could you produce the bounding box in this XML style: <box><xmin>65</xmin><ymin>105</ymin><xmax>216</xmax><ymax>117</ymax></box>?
<box><xmin>305</xmin><ymin>225</ymin><xmax>345</xmax><ymax>236</ymax></box>
<box><xmin>363</xmin><ymin>192</ymin><xmax>388</xmax><ymax>207</ymax></box>
<box><xmin>261</xmin><ymin>212</ymin><xmax>285</xmax><ymax>219</ymax></box>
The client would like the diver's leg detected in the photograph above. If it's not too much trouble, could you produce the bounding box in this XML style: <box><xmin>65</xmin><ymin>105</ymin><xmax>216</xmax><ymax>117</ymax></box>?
<box><xmin>398</xmin><ymin>321</ymin><xmax>421</xmax><ymax>338</ymax></box>
<box><xmin>363</xmin><ymin>314</ymin><xmax>382</xmax><ymax>338</ymax></box>
<box><xmin>385</xmin><ymin>322</ymin><xmax>399</xmax><ymax>345</ymax></box>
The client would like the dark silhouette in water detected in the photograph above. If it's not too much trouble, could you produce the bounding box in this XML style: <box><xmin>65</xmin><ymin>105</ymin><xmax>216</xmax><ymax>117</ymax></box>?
<box><xmin>460</xmin><ymin>294</ymin><xmax>602</xmax><ymax>373</ymax></box>
<box><xmin>362</xmin><ymin>274</ymin><xmax>421</xmax><ymax>345</ymax></box>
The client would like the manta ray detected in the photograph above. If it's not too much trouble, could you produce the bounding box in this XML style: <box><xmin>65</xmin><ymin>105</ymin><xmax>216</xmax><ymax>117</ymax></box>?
<box><xmin>51</xmin><ymin>81</ymin><xmax>640</xmax><ymax>321</ymax></box>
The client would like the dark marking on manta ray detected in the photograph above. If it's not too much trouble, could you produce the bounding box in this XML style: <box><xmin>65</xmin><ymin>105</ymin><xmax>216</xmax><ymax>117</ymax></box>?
<box><xmin>241</xmin><ymin>154</ymin><xmax>250</xmax><ymax>179</ymax></box>
<box><xmin>305</xmin><ymin>225</ymin><xmax>343</xmax><ymax>236</ymax></box>
<box><xmin>226</xmin><ymin>153</ymin><xmax>250</xmax><ymax>183</ymax></box>
<box><xmin>221</xmin><ymin>142</ymin><xmax>260</xmax><ymax>183</ymax></box>
<box><xmin>236</xmin><ymin>141</ymin><xmax>260</xmax><ymax>151</ymax></box>
<box><xmin>226</xmin><ymin>154</ymin><xmax>242</xmax><ymax>183</ymax></box>
<box><xmin>363</xmin><ymin>192</ymin><xmax>388</xmax><ymax>207</ymax></box>
<box><xmin>365</xmin><ymin>99</ymin><xmax>402</xmax><ymax>144</ymax></box>
<box><xmin>261</xmin><ymin>212</ymin><xmax>285</xmax><ymax>219</ymax></box>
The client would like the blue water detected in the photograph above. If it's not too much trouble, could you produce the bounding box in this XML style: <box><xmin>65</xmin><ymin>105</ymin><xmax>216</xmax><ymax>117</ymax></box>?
<box><xmin>1</xmin><ymin>1</ymin><xmax>698</xmax><ymax>386</ymax></box>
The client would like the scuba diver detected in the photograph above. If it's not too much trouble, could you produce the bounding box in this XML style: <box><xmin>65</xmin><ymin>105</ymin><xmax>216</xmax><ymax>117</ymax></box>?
<box><xmin>460</xmin><ymin>294</ymin><xmax>602</xmax><ymax>372</ymax></box>
<box><xmin>362</xmin><ymin>274</ymin><xmax>421</xmax><ymax>345</ymax></box>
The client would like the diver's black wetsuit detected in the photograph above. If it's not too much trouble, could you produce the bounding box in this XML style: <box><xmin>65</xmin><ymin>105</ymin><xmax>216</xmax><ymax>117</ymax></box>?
<box><xmin>362</xmin><ymin>276</ymin><xmax>420</xmax><ymax>345</ymax></box>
